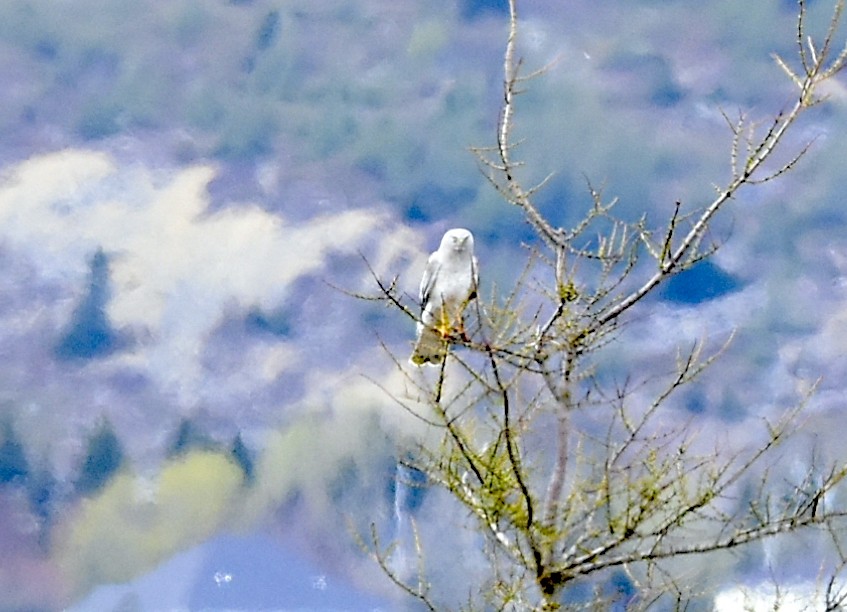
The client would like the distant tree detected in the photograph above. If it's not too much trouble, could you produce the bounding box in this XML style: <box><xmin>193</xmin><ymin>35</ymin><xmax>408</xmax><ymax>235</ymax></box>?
<box><xmin>230</xmin><ymin>432</ymin><xmax>255</xmax><ymax>483</ymax></box>
<box><xmin>461</xmin><ymin>0</ymin><xmax>510</xmax><ymax>20</ymax></box>
<box><xmin>0</xmin><ymin>419</ymin><xmax>29</xmax><ymax>485</ymax></box>
<box><xmin>27</xmin><ymin>467</ymin><xmax>58</xmax><ymax>549</ymax></box>
<box><xmin>76</xmin><ymin>420</ymin><xmax>124</xmax><ymax>496</ymax></box>
<box><xmin>255</xmin><ymin>10</ymin><xmax>281</xmax><ymax>52</ymax></box>
<box><xmin>167</xmin><ymin>417</ymin><xmax>216</xmax><ymax>458</ymax></box>
<box><xmin>366</xmin><ymin>0</ymin><xmax>847</xmax><ymax>609</ymax></box>
<box><xmin>55</xmin><ymin>248</ymin><xmax>119</xmax><ymax>361</ymax></box>
<box><xmin>27</xmin><ymin>468</ymin><xmax>53</xmax><ymax>519</ymax></box>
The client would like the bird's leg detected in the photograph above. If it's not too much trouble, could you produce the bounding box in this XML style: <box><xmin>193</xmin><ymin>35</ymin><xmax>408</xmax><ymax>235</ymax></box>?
<box><xmin>435</xmin><ymin>307</ymin><xmax>452</xmax><ymax>337</ymax></box>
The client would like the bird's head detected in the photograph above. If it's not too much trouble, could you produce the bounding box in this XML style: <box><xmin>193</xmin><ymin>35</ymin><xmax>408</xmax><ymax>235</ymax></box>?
<box><xmin>441</xmin><ymin>228</ymin><xmax>474</xmax><ymax>253</ymax></box>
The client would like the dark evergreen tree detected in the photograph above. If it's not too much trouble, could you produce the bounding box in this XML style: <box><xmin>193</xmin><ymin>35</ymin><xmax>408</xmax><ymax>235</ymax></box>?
<box><xmin>76</xmin><ymin>420</ymin><xmax>124</xmax><ymax>496</ymax></box>
<box><xmin>230</xmin><ymin>433</ymin><xmax>255</xmax><ymax>484</ymax></box>
<box><xmin>27</xmin><ymin>468</ymin><xmax>58</xmax><ymax>550</ymax></box>
<box><xmin>0</xmin><ymin>420</ymin><xmax>29</xmax><ymax>485</ymax></box>
<box><xmin>56</xmin><ymin>248</ymin><xmax>120</xmax><ymax>360</ymax></box>
<box><xmin>167</xmin><ymin>417</ymin><xmax>216</xmax><ymax>457</ymax></box>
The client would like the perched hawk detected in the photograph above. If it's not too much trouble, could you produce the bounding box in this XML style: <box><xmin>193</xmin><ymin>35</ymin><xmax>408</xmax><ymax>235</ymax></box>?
<box><xmin>411</xmin><ymin>228</ymin><xmax>479</xmax><ymax>366</ymax></box>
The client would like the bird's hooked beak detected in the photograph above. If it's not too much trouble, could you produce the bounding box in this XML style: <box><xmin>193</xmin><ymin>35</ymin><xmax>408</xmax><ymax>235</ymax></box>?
<box><xmin>452</xmin><ymin>235</ymin><xmax>468</xmax><ymax>251</ymax></box>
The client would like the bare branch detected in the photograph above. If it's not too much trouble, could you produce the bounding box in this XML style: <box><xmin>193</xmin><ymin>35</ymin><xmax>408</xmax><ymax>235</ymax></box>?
<box><xmin>360</xmin><ymin>0</ymin><xmax>847</xmax><ymax>608</ymax></box>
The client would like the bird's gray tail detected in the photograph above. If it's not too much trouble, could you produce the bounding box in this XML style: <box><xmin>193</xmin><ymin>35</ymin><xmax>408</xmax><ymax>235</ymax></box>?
<box><xmin>410</xmin><ymin>325</ymin><xmax>447</xmax><ymax>366</ymax></box>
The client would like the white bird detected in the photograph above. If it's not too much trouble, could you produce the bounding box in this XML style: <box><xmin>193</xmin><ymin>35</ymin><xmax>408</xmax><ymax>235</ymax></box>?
<box><xmin>411</xmin><ymin>228</ymin><xmax>479</xmax><ymax>366</ymax></box>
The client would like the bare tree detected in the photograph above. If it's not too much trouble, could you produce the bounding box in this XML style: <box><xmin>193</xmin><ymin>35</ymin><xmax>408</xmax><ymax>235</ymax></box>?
<box><xmin>362</xmin><ymin>0</ymin><xmax>847</xmax><ymax>609</ymax></box>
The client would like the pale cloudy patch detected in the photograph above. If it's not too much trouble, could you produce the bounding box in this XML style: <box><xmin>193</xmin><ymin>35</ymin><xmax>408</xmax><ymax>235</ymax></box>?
<box><xmin>0</xmin><ymin>150</ymin><xmax>117</xmax><ymax>282</ymax></box>
<box><xmin>295</xmin><ymin>343</ymin><xmax>498</xmax><ymax>448</ymax></box>
<box><xmin>0</xmin><ymin>149</ymin><xmax>417</xmax><ymax>405</ymax></box>
<box><xmin>256</xmin><ymin>343</ymin><xmax>299</xmax><ymax>384</ymax></box>
<box><xmin>715</xmin><ymin>580</ymin><xmax>843</xmax><ymax>611</ymax></box>
<box><xmin>768</xmin><ymin>284</ymin><xmax>847</xmax><ymax>415</ymax></box>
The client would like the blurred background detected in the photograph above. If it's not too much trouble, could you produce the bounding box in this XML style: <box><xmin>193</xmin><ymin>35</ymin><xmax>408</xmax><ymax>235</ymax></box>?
<box><xmin>1</xmin><ymin>0</ymin><xmax>847</xmax><ymax>609</ymax></box>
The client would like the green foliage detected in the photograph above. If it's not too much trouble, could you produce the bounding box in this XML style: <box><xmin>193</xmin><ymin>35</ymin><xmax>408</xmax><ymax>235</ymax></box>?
<box><xmin>59</xmin><ymin>451</ymin><xmax>244</xmax><ymax>595</ymax></box>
